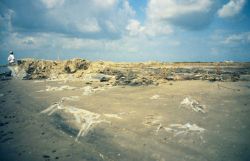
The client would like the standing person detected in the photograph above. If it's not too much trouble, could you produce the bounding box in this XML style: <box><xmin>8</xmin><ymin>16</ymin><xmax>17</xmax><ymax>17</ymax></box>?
<box><xmin>8</xmin><ymin>51</ymin><xmax>15</xmax><ymax>65</ymax></box>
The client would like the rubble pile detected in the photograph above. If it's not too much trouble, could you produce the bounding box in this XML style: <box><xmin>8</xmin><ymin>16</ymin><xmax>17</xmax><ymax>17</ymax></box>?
<box><xmin>15</xmin><ymin>58</ymin><xmax>90</xmax><ymax>79</ymax></box>
<box><xmin>4</xmin><ymin>59</ymin><xmax>250</xmax><ymax>84</ymax></box>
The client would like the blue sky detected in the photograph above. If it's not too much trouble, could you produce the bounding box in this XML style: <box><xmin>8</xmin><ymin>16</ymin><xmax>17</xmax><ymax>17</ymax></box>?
<box><xmin>0</xmin><ymin>0</ymin><xmax>250</xmax><ymax>64</ymax></box>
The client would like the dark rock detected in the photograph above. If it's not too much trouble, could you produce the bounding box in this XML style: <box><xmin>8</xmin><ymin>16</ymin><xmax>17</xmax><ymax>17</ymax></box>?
<box><xmin>91</xmin><ymin>74</ymin><xmax>112</xmax><ymax>82</ymax></box>
<box><xmin>64</xmin><ymin>59</ymin><xmax>89</xmax><ymax>73</ymax></box>
<box><xmin>221</xmin><ymin>74</ymin><xmax>232</xmax><ymax>81</ymax></box>
<box><xmin>10</xmin><ymin>59</ymin><xmax>250</xmax><ymax>84</ymax></box>
<box><xmin>166</xmin><ymin>75</ymin><xmax>174</xmax><ymax>80</ymax></box>
<box><xmin>100</xmin><ymin>77</ymin><xmax>110</xmax><ymax>82</ymax></box>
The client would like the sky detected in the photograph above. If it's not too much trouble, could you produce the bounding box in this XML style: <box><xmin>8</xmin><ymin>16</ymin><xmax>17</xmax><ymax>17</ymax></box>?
<box><xmin>0</xmin><ymin>0</ymin><xmax>250</xmax><ymax>64</ymax></box>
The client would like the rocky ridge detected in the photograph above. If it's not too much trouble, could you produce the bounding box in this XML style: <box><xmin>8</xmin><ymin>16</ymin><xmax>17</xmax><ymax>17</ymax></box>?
<box><xmin>4</xmin><ymin>58</ymin><xmax>250</xmax><ymax>85</ymax></box>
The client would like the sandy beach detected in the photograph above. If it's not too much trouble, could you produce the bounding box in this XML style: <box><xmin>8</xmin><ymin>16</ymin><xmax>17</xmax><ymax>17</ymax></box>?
<box><xmin>0</xmin><ymin>79</ymin><xmax>249</xmax><ymax>161</ymax></box>
<box><xmin>1</xmin><ymin>0</ymin><xmax>250</xmax><ymax>160</ymax></box>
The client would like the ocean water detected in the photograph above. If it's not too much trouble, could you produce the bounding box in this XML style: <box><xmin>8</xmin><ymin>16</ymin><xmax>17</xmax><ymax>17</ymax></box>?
<box><xmin>0</xmin><ymin>66</ymin><xmax>10</xmax><ymax>74</ymax></box>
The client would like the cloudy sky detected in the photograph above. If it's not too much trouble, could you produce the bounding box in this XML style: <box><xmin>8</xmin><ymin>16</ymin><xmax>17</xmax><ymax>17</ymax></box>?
<box><xmin>0</xmin><ymin>0</ymin><xmax>250</xmax><ymax>64</ymax></box>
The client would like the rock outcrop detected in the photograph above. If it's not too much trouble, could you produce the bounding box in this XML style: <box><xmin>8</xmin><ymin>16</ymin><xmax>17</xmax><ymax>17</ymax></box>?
<box><xmin>15</xmin><ymin>58</ymin><xmax>90</xmax><ymax>80</ymax></box>
<box><xmin>5</xmin><ymin>59</ymin><xmax>250</xmax><ymax>85</ymax></box>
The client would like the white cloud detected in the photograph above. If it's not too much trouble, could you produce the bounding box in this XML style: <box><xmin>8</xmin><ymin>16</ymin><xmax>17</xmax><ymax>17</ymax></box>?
<box><xmin>1</xmin><ymin>0</ymin><xmax>250</xmax><ymax>62</ymax></box>
<box><xmin>41</xmin><ymin>0</ymin><xmax>65</xmax><ymax>9</ymax></box>
<box><xmin>0</xmin><ymin>8</ymin><xmax>14</xmax><ymax>32</ymax></box>
<box><xmin>116</xmin><ymin>0</ymin><xmax>136</xmax><ymax>22</ymax></box>
<box><xmin>61</xmin><ymin>38</ymin><xmax>103</xmax><ymax>50</ymax></box>
<box><xmin>126</xmin><ymin>19</ymin><xmax>145</xmax><ymax>36</ymax></box>
<box><xmin>1</xmin><ymin>0</ymin><xmax>135</xmax><ymax>39</ymax></box>
<box><xmin>75</xmin><ymin>18</ymin><xmax>101</xmax><ymax>33</ymax></box>
<box><xmin>93</xmin><ymin>0</ymin><xmax>117</xmax><ymax>9</ymax></box>
<box><xmin>105</xmin><ymin>21</ymin><xmax>117</xmax><ymax>33</ymax></box>
<box><xmin>147</xmin><ymin>0</ymin><xmax>213</xmax><ymax>20</ymax></box>
<box><xmin>218</xmin><ymin>0</ymin><xmax>246</xmax><ymax>18</ymax></box>
<box><xmin>126</xmin><ymin>19</ymin><xmax>173</xmax><ymax>37</ymax></box>
<box><xmin>223</xmin><ymin>32</ymin><xmax>250</xmax><ymax>44</ymax></box>
<box><xmin>145</xmin><ymin>0</ymin><xmax>214</xmax><ymax>30</ymax></box>
<box><xmin>121</xmin><ymin>0</ymin><xmax>135</xmax><ymax>16</ymax></box>
<box><xmin>1</xmin><ymin>30</ymin><xmax>180</xmax><ymax>59</ymax></box>
<box><xmin>144</xmin><ymin>22</ymin><xmax>173</xmax><ymax>36</ymax></box>
<box><xmin>1</xmin><ymin>33</ymin><xmax>50</xmax><ymax>50</ymax></box>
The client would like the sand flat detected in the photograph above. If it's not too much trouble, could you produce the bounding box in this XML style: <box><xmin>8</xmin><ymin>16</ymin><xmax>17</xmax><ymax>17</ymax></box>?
<box><xmin>0</xmin><ymin>79</ymin><xmax>250</xmax><ymax>161</ymax></box>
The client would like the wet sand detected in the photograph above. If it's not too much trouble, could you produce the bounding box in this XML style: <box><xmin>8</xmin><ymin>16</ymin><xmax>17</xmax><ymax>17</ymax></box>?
<box><xmin>0</xmin><ymin>80</ymin><xmax>250</xmax><ymax>161</ymax></box>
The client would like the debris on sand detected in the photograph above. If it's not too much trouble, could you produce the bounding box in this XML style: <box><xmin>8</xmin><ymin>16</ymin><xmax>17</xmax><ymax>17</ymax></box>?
<box><xmin>143</xmin><ymin>114</ymin><xmax>205</xmax><ymax>140</ymax></box>
<box><xmin>37</xmin><ymin>85</ymin><xmax>77</xmax><ymax>92</ymax></box>
<box><xmin>61</xmin><ymin>96</ymin><xmax>80</xmax><ymax>101</ymax></box>
<box><xmin>82</xmin><ymin>85</ymin><xmax>113</xmax><ymax>96</ymax></box>
<box><xmin>82</xmin><ymin>86</ymin><xmax>96</xmax><ymax>95</ymax></box>
<box><xmin>153</xmin><ymin>122</ymin><xmax>205</xmax><ymax>137</ymax></box>
<box><xmin>118</xmin><ymin>111</ymin><xmax>136</xmax><ymax>116</ymax></box>
<box><xmin>41</xmin><ymin>97</ymin><xmax>125</xmax><ymax>141</ymax></box>
<box><xmin>33</xmin><ymin>80</ymin><xmax>45</xmax><ymax>83</ymax></box>
<box><xmin>169</xmin><ymin>123</ymin><xmax>205</xmax><ymax>132</ymax></box>
<box><xmin>150</xmin><ymin>95</ymin><xmax>160</xmax><ymax>100</ymax></box>
<box><xmin>41</xmin><ymin>99</ymin><xmax>109</xmax><ymax>141</ymax></box>
<box><xmin>143</xmin><ymin>115</ymin><xmax>163</xmax><ymax>135</ymax></box>
<box><xmin>103</xmin><ymin>114</ymin><xmax>123</xmax><ymax>119</ymax></box>
<box><xmin>99</xmin><ymin>153</ymin><xmax>104</xmax><ymax>160</ymax></box>
<box><xmin>167</xmin><ymin>123</ymin><xmax>205</xmax><ymax>137</ymax></box>
<box><xmin>180</xmin><ymin>97</ymin><xmax>206</xmax><ymax>113</ymax></box>
<box><xmin>155</xmin><ymin>123</ymin><xmax>163</xmax><ymax>134</ymax></box>
<box><xmin>143</xmin><ymin>115</ymin><xmax>162</xmax><ymax>127</ymax></box>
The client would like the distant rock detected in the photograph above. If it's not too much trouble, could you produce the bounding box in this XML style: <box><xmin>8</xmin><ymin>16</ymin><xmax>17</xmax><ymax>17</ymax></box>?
<box><xmin>64</xmin><ymin>59</ymin><xmax>89</xmax><ymax>73</ymax></box>
<box><xmin>8</xmin><ymin>59</ymin><xmax>250</xmax><ymax>84</ymax></box>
